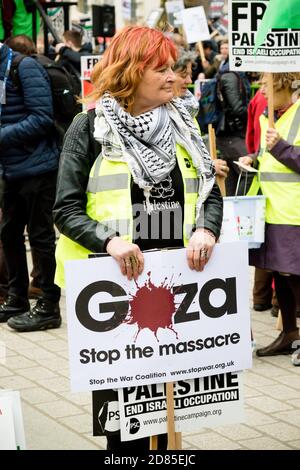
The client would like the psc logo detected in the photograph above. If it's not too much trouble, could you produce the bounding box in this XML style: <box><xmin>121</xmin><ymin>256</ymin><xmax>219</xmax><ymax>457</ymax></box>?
<box><xmin>126</xmin><ymin>417</ymin><xmax>140</xmax><ymax>435</ymax></box>
<box><xmin>234</xmin><ymin>57</ymin><xmax>243</xmax><ymax>67</ymax></box>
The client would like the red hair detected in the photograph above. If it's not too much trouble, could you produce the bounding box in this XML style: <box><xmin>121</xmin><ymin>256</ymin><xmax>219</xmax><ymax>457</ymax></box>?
<box><xmin>85</xmin><ymin>26</ymin><xmax>177</xmax><ymax>110</ymax></box>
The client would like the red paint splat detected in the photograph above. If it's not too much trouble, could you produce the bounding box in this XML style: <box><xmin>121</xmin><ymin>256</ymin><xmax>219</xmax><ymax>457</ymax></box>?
<box><xmin>125</xmin><ymin>271</ymin><xmax>178</xmax><ymax>340</ymax></box>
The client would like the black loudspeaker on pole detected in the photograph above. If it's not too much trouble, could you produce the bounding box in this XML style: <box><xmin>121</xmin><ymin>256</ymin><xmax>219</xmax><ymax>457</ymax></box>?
<box><xmin>92</xmin><ymin>4</ymin><xmax>116</xmax><ymax>38</ymax></box>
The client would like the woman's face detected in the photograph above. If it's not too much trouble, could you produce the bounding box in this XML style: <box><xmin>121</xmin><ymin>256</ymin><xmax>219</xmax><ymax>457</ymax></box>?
<box><xmin>260</xmin><ymin>75</ymin><xmax>293</xmax><ymax>110</ymax></box>
<box><xmin>132</xmin><ymin>57</ymin><xmax>176</xmax><ymax>115</ymax></box>
<box><xmin>220</xmin><ymin>43</ymin><xmax>229</xmax><ymax>60</ymax></box>
<box><xmin>174</xmin><ymin>63</ymin><xmax>193</xmax><ymax>98</ymax></box>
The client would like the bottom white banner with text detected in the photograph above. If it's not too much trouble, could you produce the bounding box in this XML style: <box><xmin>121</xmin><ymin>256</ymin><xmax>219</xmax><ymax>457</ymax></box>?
<box><xmin>118</xmin><ymin>372</ymin><xmax>244</xmax><ymax>441</ymax></box>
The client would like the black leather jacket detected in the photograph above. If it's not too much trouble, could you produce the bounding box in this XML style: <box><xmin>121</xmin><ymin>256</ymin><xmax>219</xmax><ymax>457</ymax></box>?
<box><xmin>53</xmin><ymin>112</ymin><xmax>223</xmax><ymax>253</ymax></box>
<box><xmin>218</xmin><ymin>71</ymin><xmax>250</xmax><ymax>136</ymax></box>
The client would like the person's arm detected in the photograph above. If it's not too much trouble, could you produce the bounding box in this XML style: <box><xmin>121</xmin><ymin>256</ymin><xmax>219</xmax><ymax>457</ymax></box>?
<box><xmin>53</xmin><ymin>113</ymin><xmax>117</xmax><ymax>253</ymax></box>
<box><xmin>266</xmin><ymin>128</ymin><xmax>300</xmax><ymax>173</ymax></box>
<box><xmin>204</xmin><ymin>56</ymin><xmax>220</xmax><ymax>79</ymax></box>
<box><xmin>220</xmin><ymin>72</ymin><xmax>248</xmax><ymax>119</ymax></box>
<box><xmin>2</xmin><ymin>0</ymin><xmax>15</xmax><ymax>39</ymax></box>
<box><xmin>197</xmin><ymin>183</ymin><xmax>223</xmax><ymax>239</ymax></box>
<box><xmin>186</xmin><ymin>183</ymin><xmax>223</xmax><ymax>272</ymax></box>
<box><xmin>271</xmin><ymin>140</ymin><xmax>300</xmax><ymax>173</ymax></box>
<box><xmin>56</xmin><ymin>46</ymin><xmax>81</xmax><ymax>70</ymax></box>
<box><xmin>213</xmin><ymin>159</ymin><xmax>229</xmax><ymax>177</ymax></box>
<box><xmin>0</xmin><ymin>57</ymin><xmax>54</xmax><ymax>148</ymax></box>
<box><xmin>239</xmin><ymin>153</ymin><xmax>259</xmax><ymax>166</ymax></box>
<box><xmin>53</xmin><ymin>112</ymin><xmax>144</xmax><ymax>280</ymax></box>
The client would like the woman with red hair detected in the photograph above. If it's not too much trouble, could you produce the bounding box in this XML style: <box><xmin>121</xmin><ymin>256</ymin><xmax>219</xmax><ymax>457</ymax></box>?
<box><xmin>53</xmin><ymin>26</ymin><xmax>223</xmax><ymax>450</ymax></box>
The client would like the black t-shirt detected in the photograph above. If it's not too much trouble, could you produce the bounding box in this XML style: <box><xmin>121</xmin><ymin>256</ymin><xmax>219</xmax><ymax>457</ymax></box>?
<box><xmin>131</xmin><ymin>162</ymin><xmax>185</xmax><ymax>251</ymax></box>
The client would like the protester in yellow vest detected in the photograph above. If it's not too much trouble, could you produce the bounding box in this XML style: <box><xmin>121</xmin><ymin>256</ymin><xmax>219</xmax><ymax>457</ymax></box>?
<box><xmin>240</xmin><ymin>72</ymin><xmax>300</xmax><ymax>366</ymax></box>
<box><xmin>172</xmin><ymin>49</ymin><xmax>229</xmax><ymax>179</ymax></box>
<box><xmin>53</xmin><ymin>26</ymin><xmax>223</xmax><ymax>450</ymax></box>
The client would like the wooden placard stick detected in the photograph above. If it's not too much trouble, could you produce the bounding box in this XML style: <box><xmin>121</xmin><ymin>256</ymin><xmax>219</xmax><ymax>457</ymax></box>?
<box><xmin>208</xmin><ymin>124</ymin><xmax>226</xmax><ymax>196</ymax></box>
<box><xmin>267</xmin><ymin>73</ymin><xmax>275</xmax><ymax>128</ymax></box>
<box><xmin>276</xmin><ymin>310</ymin><xmax>283</xmax><ymax>331</ymax></box>
<box><xmin>175</xmin><ymin>432</ymin><xmax>182</xmax><ymax>450</ymax></box>
<box><xmin>210</xmin><ymin>29</ymin><xmax>219</xmax><ymax>39</ymax></box>
<box><xmin>217</xmin><ymin>170</ymin><xmax>226</xmax><ymax>198</ymax></box>
<box><xmin>150</xmin><ymin>435</ymin><xmax>158</xmax><ymax>450</ymax></box>
<box><xmin>197</xmin><ymin>41</ymin><xmax>206</xmax><ymax>64</ymax></box>
<box><xmin>208</xmin><ymin>123</ymin><xmax>216</xmax><ymax>159</ymax></box>
<box><xmin>166</xmin><ymin>382</ymin><xmax>181</xmax><ymax>450</ymax></box>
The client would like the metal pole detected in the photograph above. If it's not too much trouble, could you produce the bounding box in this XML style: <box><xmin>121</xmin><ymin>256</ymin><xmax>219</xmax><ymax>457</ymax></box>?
<box><xmin>31</xmin><ymin>0</ymin><xmax>62</xmax><ymax>43</ymax></box>
<box><xmin>131</xmin><ymin>0</ymin><xmax>137</xmax><ymax>23</ymax></box>
<box><xmin>32</xmin><ymin>7</ymin><xmax>37</xmax><ymax>44</ymax></box>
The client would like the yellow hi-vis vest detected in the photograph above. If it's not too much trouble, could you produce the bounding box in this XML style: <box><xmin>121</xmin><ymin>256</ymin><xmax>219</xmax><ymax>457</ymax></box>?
<box><xmin>247</xmin><ymin>99</ymin><xmax>300</xmax><ymax>225</ymax></box>
<box><xmin>55</xmin><ymin>144</ymin><xmax>199</xmax><ymax>287</ymax></box>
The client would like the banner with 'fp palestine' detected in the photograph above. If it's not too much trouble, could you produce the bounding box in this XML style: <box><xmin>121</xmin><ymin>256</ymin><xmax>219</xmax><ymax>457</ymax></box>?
<box><xmin>229</xmin><ymin>0</ymin><xmax>300</xmax><ymax>72</ymax></box>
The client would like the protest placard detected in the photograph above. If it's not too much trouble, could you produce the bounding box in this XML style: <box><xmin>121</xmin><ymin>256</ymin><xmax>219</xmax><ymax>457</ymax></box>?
<box><xmin>229</xmin><ymin>0</ymin><xmax>300</xmax><ymax>72</ymax></box>
<box><xmin>65</xmin><ymin>243</ymin><xmax>252</xmax><ymax>392</ymax></box>
<box><xmin>0</xmin><ymin>396</ymin><xmax>16</xmax><ymax>450</ymax></box>
<box><xmin>80</xmin><ymin>55</ymin><xmax>102</xmax><ymax>101</ymax></box>
<box><xmin>0</xmin><ymin>390</ymin><xmax>26</xmax><ymax>450</ymax></box>
<box><xmin>181</xmin><ymin>6</ymin><xmax>210</xmax><ymax>44</ymax></box>
<box><xmin>118</xmin><ymin>372</ymin><xmax>244</xmax><ymax>441</ymax></box>
<box><xmin>165</xmin><ymin>1</ymin><xmax>184</xmax><ymax>26</ymax></box>
<box><xmin>92</xmin><ymin>371</ymin><xmax>244</xmax><ymax>441</ymax></box>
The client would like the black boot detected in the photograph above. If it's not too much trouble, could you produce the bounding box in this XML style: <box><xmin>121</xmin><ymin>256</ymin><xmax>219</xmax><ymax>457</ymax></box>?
<box><xmin>270</xmin><ymin>305</ymin><xmax>279</xmax><ymax>317</ymax></box>
<box><xmin>253</xmin><ymin>303</ymin><xmax>272</xmax><ymax>311</ymax></box>
<box><xmin>0</xmin><ymin>294</ymin><xmax>30</xmax><ymax>323</ymax></box>
<box><xmin>7</xmin><ymin>298</ymin><xmax>61</xmax><ymax>332</ymax></box>
<box><xmin>256</xmin><ymin>329</ymin><xmax>300</xmax><ymax>357</ymax></box>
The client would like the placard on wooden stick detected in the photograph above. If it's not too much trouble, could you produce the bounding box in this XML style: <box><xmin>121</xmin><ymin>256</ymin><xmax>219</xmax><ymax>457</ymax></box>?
<box><xmin>208</xmin><ymin>124</ymin><xmax>226</xmax><ymax>197</ymax></box>
<box><xmin>150</xmin><ymin>382</ymin><xmax>182</xmax><ymax>450</ymax></box>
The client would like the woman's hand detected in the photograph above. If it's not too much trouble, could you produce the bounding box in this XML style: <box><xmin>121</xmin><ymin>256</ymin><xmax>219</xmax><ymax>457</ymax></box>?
<box><xmin>202</xmin><ymin>59</ymin><xmax>210</xmax><ymax>69</ymax></box>
<box><xmin>213</xmin><ymin>159</ymin><xmax>229</xmax><ymax>178</ymax></box>
<box><xmin>187</xmin><ymin>228</ymin><xmax>216</xmax><ymax>272</ymax></box>
<box><xmin>266</xmin><ymin>128</ymin><xmax>281</xmax><ymax>151</ymax></box>
<box><xmin>106</xmin><ymin>237</ymin><xmax>144</xmax><ymax>281</ymax></box>
<box><xmin>239</xmin><ymin>156</ymin><xmax>253</xmax><ymax>166</ymax></box>
<box><xmin>55</xmin><ymin>42</ymin><xmax>65</xmax><ymax>53</ymax></box>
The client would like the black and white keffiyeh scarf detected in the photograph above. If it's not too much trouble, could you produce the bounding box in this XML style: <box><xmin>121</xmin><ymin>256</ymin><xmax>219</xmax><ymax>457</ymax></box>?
<box><xmin>180</xmin><ymin>89</ymin><xmax>199</xmax><ymax>119</ymax></box>
<box><xmin>94</xmin><ymin>93</ymin><xmax>215</xmax><ymax>216</ymax></box>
